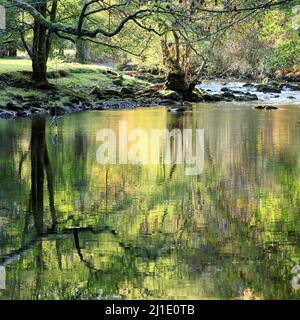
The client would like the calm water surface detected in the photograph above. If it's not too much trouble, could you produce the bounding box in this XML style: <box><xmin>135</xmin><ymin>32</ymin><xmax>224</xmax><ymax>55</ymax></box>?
<box><xmin>1</xmin><ymin>102</ymin><xmax>300</xmax><ymax>300</ymax></box>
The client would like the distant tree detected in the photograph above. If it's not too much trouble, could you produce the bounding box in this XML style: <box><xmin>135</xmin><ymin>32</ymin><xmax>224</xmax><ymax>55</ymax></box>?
<box><xmin>0</xmin><ymin>0</ymin><xmax>20</xmax><ymax>57</ymax></box>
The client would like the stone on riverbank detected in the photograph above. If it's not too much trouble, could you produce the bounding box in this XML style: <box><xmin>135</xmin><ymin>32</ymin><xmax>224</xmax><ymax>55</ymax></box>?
<box><xmin>157</xmin><ymin>90</ymin><xmax>182</xmax><ymax>101</ymax></box>
<box><xmin>90</xmin><ymin>87</ymin><xmax>122</xmax><ymax>99</ymax></box>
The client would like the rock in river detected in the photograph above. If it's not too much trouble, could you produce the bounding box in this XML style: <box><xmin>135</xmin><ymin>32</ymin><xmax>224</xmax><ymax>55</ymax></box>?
<box><xmin>255</xmin><ymin>105</ymin><xmax>278</xmax><ymax>110</ymax></box>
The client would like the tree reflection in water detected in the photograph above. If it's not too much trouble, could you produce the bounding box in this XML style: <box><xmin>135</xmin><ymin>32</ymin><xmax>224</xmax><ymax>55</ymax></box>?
<box><xmin>0</xmin><ymin>106</ymin><xmax>300</xmax><ymax>300</ymax></box>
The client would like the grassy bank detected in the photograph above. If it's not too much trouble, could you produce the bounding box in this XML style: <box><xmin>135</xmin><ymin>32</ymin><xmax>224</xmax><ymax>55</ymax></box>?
<box><xmin>0</xmin><ymin>59</ymin><xmax>154</xmax><ymax>118</ymax></box>
<box><xmin>0</xmin><ymin>59</ymin><xmax>144</xmax><ymax>86</ymax></box>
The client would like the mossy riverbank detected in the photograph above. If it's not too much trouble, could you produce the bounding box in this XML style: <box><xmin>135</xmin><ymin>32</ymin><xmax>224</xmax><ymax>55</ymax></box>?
<box><xmin>0</xmin><ymin>59</ymin><xmax>195</xmax><ymax>119</ymax></box>
<box><xmin>1</xmin><ymin>59</ymin><xmax>299</xmax><ymax>119</ymax></box>
<box><xmin>0</xmin><ymin>59</ymin><xmax>156</xmax><ymax>119</ymax></box>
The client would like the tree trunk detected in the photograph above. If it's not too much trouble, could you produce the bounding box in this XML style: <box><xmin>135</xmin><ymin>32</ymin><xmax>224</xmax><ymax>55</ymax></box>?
<box><xmin>31</xmin><ymin>1</ymin><xmax>48</xmax><ymax>84</ymax></box>
<box><xmin>0</xmin><ymin>44</ymin><xmax>8</xmax><ymax>57</ymax></box>
<box><xmin>76</xmin><ymin>38</ymin><xmax>91</xmax><ymax>64</ymax></box>
<box><xmin>161</xmin><ymin>32</ymin><xmax>203</xmax><ymax>101</ymax></box>
<box><xmin>8</xmin><ymin>41</ymin><xmax>17</xmax><ymax>57</ymax></box>
<box><xmin>8</xmin><ymin>48</ymin><xmax>17</xmax><ymax>57</ymax></box>
<box><xmin>58</xmin><ymin>47</ymin><xmax>64</xmax><ymax>57</ymax></box>
<box><xmin>165</xmin><ymin>71</ymin><xmax>196</xmax><ymax>101</ymax></box>
<box><xmin>165</xmin><ymin>71</ymin><xmax>187</xmax><ymax>94</ymax></box>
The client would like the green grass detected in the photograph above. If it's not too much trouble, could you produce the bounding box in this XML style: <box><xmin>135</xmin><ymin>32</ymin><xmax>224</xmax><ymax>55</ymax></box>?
<box><xmin>0</xmin><ymin>59</ymin><xmax>33</xmax><ymax>74</ymax></box>
<box><xmin>0</xmin><ymin>58</ymin><xmax>149</xmax><ymax>110</ymax></box>
<box><xmin>0</xmin><ymin>58</ymin><xmax>147</xmax><ymax>88</ymax></box>
<box><xmin>0</xmin><ymin>58</ymin><xmax>114</xmax><ymax>74</ymax></box>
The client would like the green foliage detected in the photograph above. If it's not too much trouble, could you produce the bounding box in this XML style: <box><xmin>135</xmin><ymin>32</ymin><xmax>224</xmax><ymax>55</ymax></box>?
<box><xmin>209</xmin><ymin>8</ymin><xmax>300</xmax><ymax>78</ymax></box>
<box><xmin>266</xmin><ymin>36</ymin><xmax>300</xmax><ymax>72</ymax></box>
<box><xmin>1</xmin><ymin>1</ymin><xmax>298</xmax><ymax>80</ymax></box>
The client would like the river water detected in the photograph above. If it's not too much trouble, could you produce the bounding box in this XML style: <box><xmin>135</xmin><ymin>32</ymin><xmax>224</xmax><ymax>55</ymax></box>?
<box><xmin>198</xmin><ymin>80</ymin><xmax>300</xmax><ymax>105</ymax></box>
<box><xmin>0</xmin><ymin>87</ymin><xmax>300</xmax><ymax>299</ymax></box>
